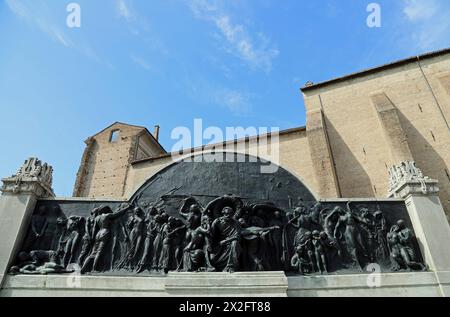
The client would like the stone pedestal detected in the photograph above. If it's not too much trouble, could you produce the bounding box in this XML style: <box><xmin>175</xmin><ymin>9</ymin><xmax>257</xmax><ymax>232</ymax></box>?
<box><xmin>0</xmin><ymin>272</ymin><xmax>288</xmax><ymax>297</ymax></box>
<box><xmin>0</xmin><ymin>158</ymin><xmax>54</xmax><ymax>288</ymax></box>
<box><xmin>1</xmin><ymin>271</ymin><xmax>446</xmax><ymax>297</ymax></box>
<box><xmin>165</xmin><ymin>272</ymin><xmax>288</xmax><ymax>297</ymax></box>
<box><xmin>389</xmin><ymin>161</ymin><xmax>450</xmax><ymax>296</ymax></box>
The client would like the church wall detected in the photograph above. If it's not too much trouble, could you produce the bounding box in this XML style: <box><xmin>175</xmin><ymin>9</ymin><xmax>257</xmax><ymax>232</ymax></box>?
<box><xmin>74</xmin><ymin>51</ymin><xmax>450</xmax><ymax>221</ymax></box>
<box><xmin>303</xmin><ymin>53</ymin><xmax>450</xmax><ymax>217</ymax></box>
<box><xmin>135</xmin><ymin>133</ymin><xmax>164</xmax><ymax>161</ymax></box>
<box><xmin>74</xmin><ymin>123</ymin><xmax>145</xmax><ymax>199</ymax></box>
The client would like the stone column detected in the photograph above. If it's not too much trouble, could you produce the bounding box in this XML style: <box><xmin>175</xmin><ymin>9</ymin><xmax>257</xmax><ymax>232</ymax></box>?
<box><xmin>389</xmin><ymin>161</ymin><xmax>450</xmax><ymax>296</ymax></box>
<box><xmin>370</xmin><ymin>92</ymin><xmax>414</xmax><ymax>163</ymax></box>
<box><xmin>0</xmin><ymin>158</ymin><xmax>54</xmax><ymax>288</ymax></box>
<box><xmin>306</xmin><ymin>109</ymin><xmax>341</xmax><ymax>198</ymax></box>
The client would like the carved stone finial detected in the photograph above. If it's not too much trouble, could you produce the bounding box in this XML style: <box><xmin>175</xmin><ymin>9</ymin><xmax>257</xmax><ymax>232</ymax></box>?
<box><xmin>388</xmin><ymin>161</ymin><xmax>438</xmax><ymax>198</ymax></box>
<box><xmin>1</xmin><ymin>158</ymin><xmax>55</xmax><ymax>198</ymax></box>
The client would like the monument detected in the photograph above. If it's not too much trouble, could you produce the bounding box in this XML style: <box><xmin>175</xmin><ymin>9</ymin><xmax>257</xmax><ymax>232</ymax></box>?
<box><xmin>1</xmin><ymin>48</ymin><xmax>450</xmax><ymax>297</ymax></box>
<box><xmin>1</xmin><ymin>154</ymin><xmax>449</xmax><ymax>297</ymax></box>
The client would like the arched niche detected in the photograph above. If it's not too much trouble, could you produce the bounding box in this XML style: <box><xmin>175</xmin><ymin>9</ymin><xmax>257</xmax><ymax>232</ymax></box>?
<box><xmin>131</xmin><ymin>152</ymin><xmax>317</xmax><ymax>216</ymax></box>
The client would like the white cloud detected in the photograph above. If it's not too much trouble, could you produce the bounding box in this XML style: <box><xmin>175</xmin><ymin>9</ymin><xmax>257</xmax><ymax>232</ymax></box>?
<box><xmin>130</xmin><ymin>54</ymin><xmax>151</xmax><ymax>71</ymax></box>
<box><xmin>5</xmin><ymin>0</ymin><xmax>30</xmax><ymax>19</ymax></box>
<box><xmin>116</xmin><ymin>0</ymin><xmax>135</xmax><ymax>22</ymax></box>
<box><xmin>189</xmin><ymin>0</ymin><xmax>218</xmax><ymax>17</ymax></box>
<box><xmin>403</xmin><ymin>0</ymin><xmax>438</xmax><ymax>22</ymax></box>
<box><xmin>6</xmin><ymin>0</ymin><xmax>74</xmax><ymax>48</ymax></box>
<box><xmin>183</xmin><ymin>77</ymin><xmax>254</xmax><ymax>116</ymax></box>
<box><xmin>402</xmin><ymin>0</ymin><xmax>450</xmax><ymax>51</ymax></box>
<box><xmin>5</xmin><ymin>0</ymin><xmax>112</xmax><ymax>67</ymax></box>
<box><xmin>50</xmin><ymin>28</ymin><xmax>73</xmax><ymax>48</ymax></box>
<box><xmin>214</xmin><ymin>88</ymin><xmax>253</xmax><ymax>115</ymax></box>
<box><xmin>188</xmin><ymin>0</ymin><xmax>279</xmax><ymax>73</ymax></box>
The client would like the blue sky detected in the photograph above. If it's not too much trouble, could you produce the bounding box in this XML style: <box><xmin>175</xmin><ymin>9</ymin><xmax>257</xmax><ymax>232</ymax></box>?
<box><xmin>1</xmin><ymin>0</ymin><xmax>450</xmax><ymax>196</ymax></box>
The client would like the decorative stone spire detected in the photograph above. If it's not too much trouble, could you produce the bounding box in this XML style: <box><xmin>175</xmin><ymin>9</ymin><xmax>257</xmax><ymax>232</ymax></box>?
<box><xmin>388</xmin><ymin>161</ymin><xmax>438</xmax><ymax>198</ymax></box>
<box><xmin>1</xmin><ymin>158</ymin><xmax>55</xmax><ymax>198</ymax></box>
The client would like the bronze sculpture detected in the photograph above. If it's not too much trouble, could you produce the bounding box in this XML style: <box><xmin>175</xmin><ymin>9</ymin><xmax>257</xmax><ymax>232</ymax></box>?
<box><xmin>387</xmin><ymin>220</ymin><xmax>426</xmax><ymax>271</ymax></box>
<box><xmin>11</xmin><ymin>195</ymin><xmax>425</xmax><ymax>276</ymax></box>
<box><xmin>210</xmin><ymin>207</ymin><xmax>242</xmax><ymax>273</ymax></box>
<box><xmin>81</xmin><ymin>203</ymin><xmax>132</xmax><ymax>273</ymax></box>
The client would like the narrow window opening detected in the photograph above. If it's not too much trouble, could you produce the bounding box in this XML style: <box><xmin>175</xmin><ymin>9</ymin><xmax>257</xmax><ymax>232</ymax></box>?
<box><xmin>110</xmin><ymin>130</ymin><xmax>120</xmax><ymax>143</ymax></box>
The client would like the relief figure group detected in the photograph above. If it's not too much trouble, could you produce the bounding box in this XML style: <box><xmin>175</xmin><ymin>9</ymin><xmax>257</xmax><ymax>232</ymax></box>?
<box><xmin>11</xmin><ymin>195</ymin><xmax>426</xmax><ymax>275</ymax></box>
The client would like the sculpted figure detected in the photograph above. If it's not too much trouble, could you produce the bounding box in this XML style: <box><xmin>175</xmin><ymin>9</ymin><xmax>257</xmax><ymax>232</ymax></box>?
<box><xmin>152</xmin><ymin>213</ymin><xmax>169</xmax><ymax>270</ymax></box>
<box><xmin>387</xmin><ymin>220</ymin><xmax>425</xmax><ymax>271</ymax></box>
<box><xmin>182</xmin><ymin>219</ymin><xmax>207</xmax><ymax>272</ymax></box>
<box><xmin>310</xmin><ymin>202</ymin><xmax>325</xmax><ymax>227</ymax></box>
<box><xmin>50</xmin><ymin>206</ymin><xmax>66</xmax><ymax>250</ymax></box>
<box><xmin>172</xmin><ymin>218</ymin><xmax>186</xmax><ymax>270</ymax></box>
<box><xmin>205</xmin><ymin>194</ymin><xmax>243</xmax><ymax>220</ymax></box>
<box><xmin>111</xmin><ymin>214</ymin><xmax>132</xmax><ymax>270</ymax></box>
<box><xmin>268</xmin><ymin>210</ymin><xmax>285</xmax><ymax>270</ymax></box>
<box><xmin>159</xmin><ymin>217</ymin><xmax>185</xmax><ymax>273</ymax></box>
<box><xmin>283</xmin><ymin>206</ymin><xmax>308</xmax><ymax>269</ymax></box>
<box><xmin>198</xmin><ymin>214</ymin><xmax>215</xmax><ymax>271</ymax></box>
<box><xmin>322</xmin><ymin>207</ymin><xmax>343</xmax><ymax>258</ymax></box>
<box><xmin>373</xmin><ymin>210</ymin><xmax>389</xmax><ymax>262</ymax></box>
<box><xmin>291</xmin><ymin>231</ymin><xmax>315</xmax><ymax>275</ymax></box>
<box><xmin>81</xmin><ymin>203</ymin><xmax>132</xmax><ymax>273</ymax></box>
<box><xmin>15</xmin><ymin>190</ymin><xmax>429</xmax><ymax>277</ymax></box>
<box><xmin>211</xmin><ymin>207</ymin><xmax>242</xmax><ymax>273</ymax></box>
<box><xmin>240</xmin><ymin>218</ymin><xmax>279</xmax><ymax>272</ymax></box>
<box><xmin>311</xmin><ymin>230</ymin><xmax>327</xmax><ymax>274</ymax></box>
<box><xmin>62</xmin><ymin>216</ymin><xmax>84</xmax><ymax>267</ymax></box>
<box><xmin>245</xmin><ymin>203</ymin><xmax>285</xmax><ymax>270</ymax></box>
<box><xmin>360</xmin><ymin>208</ymin><xmax>377</xmax><ymax>263</ymax></box>
<box><xmin>10</xmin><ymin>250</ymin><xmax>71</xmax><ymax>275</ymax></box>
<box><xmin>30</xmin><ymin>161</ymin><xmax>42</xmax><ymax>178</ymax></box>
<box><xmin>180</xmin><ymin>214</ymin><xmax>215</xmax><ymax>272</ymax></box>
<box><xmin>55</xmin><ymin>217</ymin><xmax>69</xmax><ymax>260</ymax></box>
<box><xmin>78</xmin><ymin>207</ymin><xmax>100</xmax><ymax>265</ymax></box>
<box><xmin>22</xmin><ymin>205</ymin><xmax>50</xmax><ymax>251</ymax></box>
<box><xmin>137</xmin><ymin>206</ymin><xmax>158</xmax><ymax>273</ymax></box>
<box><xmin>290</xmin><ymin>206</ymin><xmax>313</xmax><ymax>230</ymax></box>
<box><xmin>179</xmin><ymin>198</ymin><xmax>202</xmax><ymax>230</ymax></box>
<box><xmin>178</xmin><ymin>198</ymin><xmax>203</xmax><ymax>270</ymax></box>
<box><xmin>311</xmin><ymin>230</ymin><xmax>340</xmax><ymax>274</ymax></box>
<box><xmin>333</xmin><ymin>202</ymin><xmax>370</xmax><ymax>270</ymax></box>
<box><xmin>121</xmin><ymin>206</ymin><xmax>145</xmax><ymax>270</ymax></box>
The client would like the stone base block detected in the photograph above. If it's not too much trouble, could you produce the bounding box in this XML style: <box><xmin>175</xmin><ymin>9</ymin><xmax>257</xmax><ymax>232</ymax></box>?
<box><xmin>287</xmin><ymin>272</ymin><xmax>448</xmax><ymax>297</ymax></box>
<box><xmin>0</xmin><ymin>275</ymin><xmax>167</xmax><ymax>297</ymax></box>
<box><xmin>2</xmin><ymin>272</ymin><xmax>450</xmax><ymax>297</ymax></box>
<box><xmin>165</xmin><ymin>272</ymin><xmax>288</xmax><ymax>297</ymax></box>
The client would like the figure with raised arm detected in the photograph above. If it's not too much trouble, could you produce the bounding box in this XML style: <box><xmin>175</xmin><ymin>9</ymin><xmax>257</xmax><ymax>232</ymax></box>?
<box><xmin>333</xmin><ymin>202</ymin><xmax>370</xmax><ymax>270</ymax></box>
<box><xmin>81</xmin><ymin>203</ymin><xmax>132</xmax><ymax>273</ymax></box>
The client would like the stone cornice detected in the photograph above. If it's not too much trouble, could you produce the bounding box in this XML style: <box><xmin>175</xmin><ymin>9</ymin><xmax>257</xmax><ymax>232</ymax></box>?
<box><xmin>389</xmin><ymin>178</ymin><xmax>439</xmax><ymax>199</ymax></box>
<box><xmin>1</xmin><ymin>178</ymin><xmax>55</xmax><ymax>198</ymax></box>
